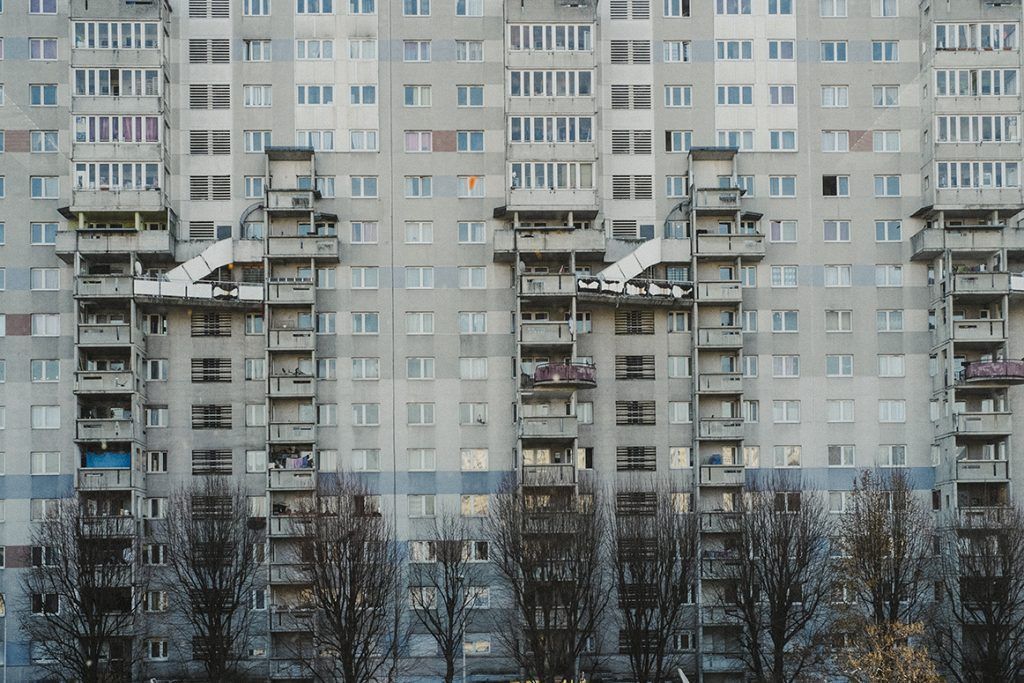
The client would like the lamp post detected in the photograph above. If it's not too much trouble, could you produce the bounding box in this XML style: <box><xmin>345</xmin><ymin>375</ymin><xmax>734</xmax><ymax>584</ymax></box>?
<box><xmin>0</xmin><ymin>592</ymin><xmax>8</xmax><ymax>683</ymax></box>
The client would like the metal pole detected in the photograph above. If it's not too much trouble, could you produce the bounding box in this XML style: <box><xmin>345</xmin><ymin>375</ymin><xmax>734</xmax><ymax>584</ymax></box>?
<box><xmin>4</xmin><ymin>606</ymin><xmax>8</xmax><ymax>683</ymax></box>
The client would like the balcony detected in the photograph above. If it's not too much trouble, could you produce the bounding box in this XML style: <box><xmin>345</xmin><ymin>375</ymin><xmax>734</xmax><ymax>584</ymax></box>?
<box><xmin>697</xmin><ymin>327</ymin><xmax>743</xmax><ymax>348</ymax></box>
<box><xmin>963</xmin><ymin>360</ymin><xmax>1024</xmax><ymax>385</ymax></box>
<box><xmin>697</xmin><ymin>281</ymin><xmax>742</xmax><ymax>303</ymax></box>
<box><xmin>71</xmin><ymin>188</ymin><xmax>165</xmax><ymax>214</ymax></box>
<box><xmin>268</xmin><ymin>329</ymin><xmax>316</xmax><ymax>351</ymax></box>
<box><xmin>268</xmin><ymin>516</ymin><xmax>304</xmax><ymax>537</ymax></box>
<box><xmin>78</xmin><ymin>323</ymin><xmax>137</xmax><ymax>347</ymax></box>
<box><xmin>520</xmin><ymin>274</ymin><xmax>577</xmax><ymax>297</ymax></box>
<box><xmin>520</xmin><ymin>321</ymin><xmax>575</xmax><ymax>345</ymax></box>
<box><xmin>133</xmin><ymin>278</ymin><xmax>264</xmax><ymax>306</ymax></box>
<box><xmin>269</xmin><ymin>375</ymin><xmax>316</xmax><ymax>397</ymax></box>
<box><xmin>270</xmin><ymin>563</ymin><xmax>312</xmax><ymax>583</ymax></box>
<box><xmin>954</xmin><ymin>412</ymin><xmax>1013</xmax><ymax>436</ymax></box>
<box><xmin>269</xmin><ymin>469</ymin><xmax>316</xmax><ymax>490</ymax></box>
<box><xmin>265</xmin><ymin>189</ymin><xmax>316</xmax><ymax>215</ymax></box>
<box><xmin>522</xmin><ymin>464</ymin><xmax>576</xmax><ymax>487</ymax></box>
<box><xmin>910</xmin><ymin>227</ymin><xmax>1023</xmax><ymax>260</ymax></box>
<box><xmin>698</xmin><ymin>373</ymin><xmax>742</xmax><ymax>394</ymax></box>
<box><xmin>75</xmin><ymin>370</ymin><xmax>136</xmax><ymax>394</ymax></box>
<box><xmin>270</xmin><ymin>608</ymin><xmax>315</xmax><ymax>632</ymax></box>
<box><xmin>700</xmin><ymin>512</ymin><xmax>742</xmax><ymax>533</ymax></box>
<box><xmin>948</xmin><ymin>271</ymin><xmax>1011</xmax><ymax>298</ymax></box>
<box><xmin>702</xmin><ymin>653</ymin><xmax>746</xmax><ymax>673</ymax></box>
<box><xmin>269</xmin><ymin>422</ymin><xmax>316</xmax><ymax>443</ymax></box>
<box><xmin>493</xmin><ymin>228</ymin><xmax>606</xmax><ymax>260</ymax></box>
<box><xmin>698</xmin><ymin>418</ymin><xmax>744</xmax><ymax>441</ymax></box>
<box><xmin>694</xmin><ymin>187</ymin><xmax>744</xmax><ymax>214</ymax></box>
<box><xmin>266</xmin><ymin>236</ymin><xmax>339</xmax><ymax>260</ymax></box>
<box><xmin>506</xmin><ymin>188</ymin><xmax>599</xmax><ymax>213</ymax></box>
<box><xmin>77</xmin><ymin>468</ymin><xmax>144</xmax><ymax>490</ymax></box>
<box><xmin>700</xmin><ymin>465</ymin><xmax>746</xmax><ymax>486</ymax></box>
<box><xmin>521</xmin><ymin>416</ymin><xmax>578</xmax><ymax>440</ymax></box>
<box><xmin>957</xmin><ymin>460</ymin><xmax>1009</xmax><ymax>482</ymax></box>
<box><xmin>76</xmin><ymin>418</ymin><xmax>138</xmax><ymax>442</ymax></box>
<box><xmin>57</xmin><ymin>229</ymin><xmax>174</xmax><ymax>260</ymax></box>
<box><xmin>952</xmin><ymin>319</ymin><xmax>1006</xmax><ymax>344</ymax></box>
<box><xmin>83</xmin><ymin>516</ymin><xmax>137</xmax><ymax>536</ymax></box>
<box><xmin>695</xmin><ymin>233</ymin><xmax>765</xmax><ymax>260</ymax></box>
<box><xmin>75</xmin><ymin>276</ymin><xmax>134</xmax><ymax>298</ymax></box>
<box><xmin>529</xmin><ymin>363</ymin><xmax>596</xmax><ymax>390</ymax></box>
<box><xmin>267</xmin><ymin>280</ymin><xmax>315</xmax><ymax>304</ymax></box>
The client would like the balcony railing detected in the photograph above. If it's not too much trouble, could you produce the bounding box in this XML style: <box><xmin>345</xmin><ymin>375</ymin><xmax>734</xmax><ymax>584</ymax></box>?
<box><xmin>697</xmin><ymin>280</ymin><xmax>742</xmax><ymax>302</ymax></box>
<box><xmin>265</xmin><ymin>189</ymin><xmax>316</xmax><ymax>213</ymax></box>
<box><xmin>267</xmin><ymin>279</ymin><xmax>316</xmax><ymax>304</ymax></box>
<box><xmin>952</xmin><ymin>319</ymin><xmax>1006</xmax><ymax>342</ymax></box>
<box><xmin>530</xmin><ymin>363</ymin><xmax>597</xmax><ymax>389</ymax></box>
<box><xmin>697</xmin><ymin>327</ymin><xmax>743</xmax><ymax>347</ymax></box>
<box><xmin>949</xmin><ymin>271</ymin><xmax>1011</xmax><ymax>296</ymax></box>
<box><xmin>695</xmin><ymin>233</ymin><xmax>765</xmax><ymax>259</ymax></box>
<box><xmin>77</xmin><ymin>468</ymin><xmax>145</xmax><ymax>490</ymax></box>
<box><xmin>694</xmin><ymin>187</ymin><xmax>744</xmax><ymax>213</ymax></box>
<box><xmin>954</xmin><ymin>412</ymin><xmax>1013</xmax><ymax>435</ymax></box>
<box><xmin>266</xmin><ymin>236</ymin><xmax>339</xmax><ymax>260</ymax></box>
<box><xmin>75</xmin><ymin>370</ymin><xmax>136</xmax><ymax>394</ymax></box>
<box><xmin>268</xmin><ymin>329</ymin><xmax>316</xmax><ymax>351</ymax></box>
<box><xmin>957</xmin><ymin>460</ymin><xmax>1009</xmax><ymax>482</ymax></box>
<box><xmin>520</xmin><ymin>321</ymin><xmax>574</xmax><ymax>344</ymax></box>
<box><xmin>522</xmin><ymin>464</ymin><xmax>576</xmax><ymax>487</ymax></box>
<box><xmin>269</xmin><ymin>375</ymin><xmax>316</xmax><ymax>397</ymax></box>
<box><xmin>700</xmin><ymin>465</ymin><xmax>745</xmax><ymax>486</ymax></box>
<box><xmin>78</xmin><ymin>323</ymin><xmax>135</xmax><ymax>346</ymax></box>
<box><xmin>269</xmin><ymin>469</ymin><xmax>316</xmax><ymax>489</ymax></box>
<box><xmin>75</xmin><ymin>276</ymin><xmax>134</xmax><ymax>297</ymax></box>
<box><xmin>964</xmin><ymin>360</ymin><xmax>1024</xmax><ymax>383</ymax></box>
<box><xmin>698</xmin><ymin>418</ymin><xmax>744</xmax><ymax>440</ymax></box>
<box><xmin>268</xmin><ymin>422</ymin><xmax>316</xmax><ymax>443</ymax></box>
<box><xmin>521</xmin><ymin>416</ymin><xmax>578</xmax><ymax>440</ymax></box>
<box><xmin>76</xmin><ymin>418</ymin><xmax>138</xmax><ymax>441</ymax></box>
<box><xmin>521</xmin><ymin>274</ymin><xmax>577</xmax><ymax>296</ymax></box>
<box><xmin>698</xmin><ymin>373</ymin><xmax>742</xmax><ymax>393</ymax></box>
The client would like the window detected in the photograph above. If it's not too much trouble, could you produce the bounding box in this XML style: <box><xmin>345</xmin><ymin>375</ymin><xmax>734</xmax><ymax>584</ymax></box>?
<box><xmin>297</xmin><ymin>0</ymin><xmax>332</xmax><ymax>12</ymax></box>
<box><xmin>459</xmin><ymin>403</ymin><xmax>488</xmax><ymax>425</ymax></box>
<box><xmin>822</xmin><ymin>176</ymin><xmax>850</xmax><ymax>197</ymax></box>
<box><xmin>146</xmin><ymin>639</ymin><xmax>169</xmax><ymax>661</ymax></box>
<box><xmin>773</xmin><ymin>446</ymin><xmax>801</xmax><ymax>467</ymax></box>
<box><xmin>31</xmin><ymin>176</ymin><xmax>59</xmax><ymax>199</ymax></box>
<box><xmin>31</xmin><ymin>360</ymin><xmax>60</xmax><ymax>383</ymax></box>
<box><xmin>769</xmin><ymin>176</ymin><xmax>796</xmax><ymax>197</ymax></box>
<box><xmin>408</xmin><ymin>449</ymin><xmax>434</xmax><ymax>472</ymax></box>
<box><xmin>825</xmin><ymin>265</ymin><xmax>852</xmax><ymax>288</ymax></box>
<box><xmin>820</xmin><ymin>0</ymin><xmax>846</xmax><ymax>17</ymax></box>
<box><xmin>824</xmin><ymin>221</ymin><xmax>850</xmax><ymax>242</ymax></box>
<box><xmin>405</xmin><ymin>266</ymin><xmax>434</xmax><ymax>289</ymax></box>
<box><xmin>407</xmin><ymin>357</ymin><xmax>435</xmax><ymax>380</ymax></box>
<box><xmin>821</xmin><ymin>130</ymin><xmax>849</xmax><ymax>153</ymax></box>
<box><xmin>664</xmin><ymin>41</ymin><xmax>692</xmax><ymax>63</ymax></box>
<box><xmin>350</xmin><ymin>0</ymin><xmax>375</xmax><ymax>12</ymax></box>
<box><xmin>768</xmin><ymin>40</ymin><xmax>795</xmax><ymax>60</ymax></box>
<box><xmin>352</xmin><ymin>403</ymin><xmax>380</xmax><ymax>426</ymax></box>
<box><xmin>769</xmin><ymin>85</ymin><xmax>796</xmax><ymax>105</ymax></box>
<box><xmin>351</xmin><ymin>449</ymin><xmax>381</xmax><ymax>472</ymax></box>
<box><xmin>875</xmin><ymin>265</ymin><xmax>903</xmax><ymax>287</ymax></box>
<box><xmin>456</xmin><ymin>40</ymin><xmax>483</xmax><ymax>62</ymax></box>
<box><xmin>351</xmin><ymin>221</ymin><xmax>378</xmax><ymax>244</ymax></box>
<box><xmin>874</xmin><ymin>0</ymin><xmax>896</xmax><ymax>16</ymax></box>
<box><xmin>768</xmin><ymin>0</ymin><xmax>792</xmax><ymax>13</ymax></box>
<box><xmin>459</xmin><ymin>267</ymin><xmax>486</xmax><ymax>289</ymax></box>
<box><xmin>769</xmin><ymin>220</ymin><xmax>797</xmax><ymax>243</ymax></box>
<box><xmin>667</xmin><ymin>311</ymin><xmax>690</xmax><ymax>333</ymax></box>
<box><xmin>30</xmin><ymin>268</ymin><xmax>59</xmax><ymax>290</ymax></box>
<box><xmin>353</xmin><ymin>312</ymin><xmax>379</xmax><ymax>335</ymax></box>
<box><xmin>403</xmin><ymin>0</ymin><xmax>428</xmax><ymax>14</ymax></box>
<box><xmin>296</xmin><ymin>39</ymin><xmax>333</xmax><ymax>60</ymax></box>
<box><xmin>244</xmin><ymin>0</ymin><xmax>270</xmax><ymax>14</ymax></box>
<box><xmin>406</xmin><ymin>312</ymin><xmax>434</xmax><ymax>335</ymax></box>
<box><xmin>243</xmin><ymin>39</ymin><xmax>271</xmax><ymax>61</ymax></box>
<box><xmin>316</xmin><ymin>312</ymin><xmax>336</xmax><ymax>334</ymax></box>
<box><xmin>715</xmin><ymin>0</ymin><xmax>750</xmax><ymax>14</ymax></box>
<box><xmin>878</xmin><ymin>354</ymin><xmax>905</xmax><ymax>377</ymax></box>
<box><xmin>873</xmin><ymin>131</ymin><xmax>901</xmax><ymax>152</ymax></box>
<box><xmin>664</xmin><ymin>85</ymin><xmax>691</xmax><ymax>107</ymax></box>
<box><xmin>145</xmin><ymin>406</ymin><xmax>168</xmax><ymax>427</ymax></box>
<box><xmin>743</xmin><ymin>355</ymin><xmax>758</xmax><ymax>377</ymax></box>
<box><xmin>458</xmin><ymin>312</ymin><xmax>487</xmax><ymax>334</ymax></box>
<box><xmin>244</xmin><ymin>177</ymin><xmax>265</xmax><ymax>198</ymax></box>
<box><xmin>32</xmin><ymin>314</ymin><xmax>60</xmax><ymax>337</ymax></box>
<box><xmin>771</xmin><ymin>311</ymin><xmax>798</xmax><ymax>332</ymax></box>
<box><xmin>771</xmin><ymin>266</ymin><xmax>798</xmax><ymax>288</ymax></box>
<box><xmin>872</xmin><ymin>41</ymin><xmax>899</xmax><ymax>63</ymax></box>
<box><xmin>458</xmin><ymin>221</ymin><xmax>485</xmax><ymax>244</ymax></box>
<box><xmin>349</xmin><ymin>38</ymin><xmax>376</xmax><ymax>59</ymax></box>
<box><xmin>770</xmin><ymin>130</ymin><xmax>796</xmax><ymax>151</ymax></box>
<box><xmin>405</xmin><ymin>176</ymin><xmax>432</xmax><ymax>198</ymax></box>
<box><xmin>880</xmin><ymin>444</ymin><xmax>907</xmax><ymax>467</ymax></box>
<box><xmin>873</xmin><ymin>85</ymin><xmax>899</xmax><ymax>107</ymax></box>
<box><xmin>461</xmin><ymin>495</ymin><xmax>488</xmax><ymax>517</ymax></box>
<box><xmin>458</xmin><ymin>175</ymin><xmax>486</xmax><ymax>198</ymax></box>
<box><xmin>30</xmin><ymin>452</ymin><xmax>59</xmax><ymax>475</ymax></box>
<box><xmin>351</xmin><ymin>176</ymin><xmax>378</xmax><ymax>198</ymax></box>
<box><xmin>821</xmin><ymin>85</ymin><xmax>849</xmax><ymax>108</ymax></box>
<box><xmin>937</xmin><ymin>161</ymin><xmax>1021</xmax><ymax>189</ymax></box>
<box><xmin>669</xmin><ymin>402</ymin><xmax>691</xmax><ymax>424</ymax></box>
<box><xmin>663</xmin><ymin>0</ymin><xmax>689</xmax><ymax>16</ymax></box>
<box><xmin>772</xmin><ymin>355</ymin><xmax>800</xmax><ymax>378</ymax></box>
<box><xmin>820</xmin><ymin>41</ymin><xmax>847</xmax><ymax>62</ymax></box>
<box><xmin>403</xmin><ymin>40</ymin><xmax>430</xmax><ymax>62</ymax></box>
<box><xmin>457</xmin><ymin>85</ymin><xmax>483</xmax><ymax>107</ymax></box>
<box><xmin>244</xmin><ymin>313</ymin><xmax>263</xmax><ymax>335</ymax></box>
<box><xmin>826</xmin><ymin>355</ymin><xmax>854</xmax><ymax>377</ymax></box>
<box><xmin>350</xmin><ymin>85</ymin><xmax>377</xmax><ymax>104</ymax></box>
<box><xmin>666</xmin><ymin>131</ymin><xmax>691</xmax><ymax>152</ymax></box>
<box><xmin>458</xmin><ymin>130</ymin><xmax>484</xmax><ymax>152</ymax></box>
<box><xmin>773</xmin><ymin>401</ymin><xmax>801</xmax><ymax>424</ymax></box>
<box><xmin>874</xmin><ymin>175</ymin><xmax>901</xmax><ymax>197</ymax></box>
<box><xmin>297</xmin><ymin>85</ymin><xmax>334</xmax><ymax>105</ymax></box>
<box><xmin>716</xmin><ymin>85</ymin><xmax>753</xmax><ymax>105</ymax></box>
<box><xmin>31</xmin><ymin>405</ymin><xmax>60</xmax><ymax>429</ymax></box>
<box><xmin>876</xmin><ymin>309</ymin><xmax>904</xmax><ymax>332</ymax></box>
<box><xmin>351</xmin><ymin>267</ymin><xmax>379</xmax><ymax>289</ymax></box>
<box><xmin>459</xmin><ymin>357</ymin><xmax>488</xmax><ymax>380</ymax></box>
<box><xmin>456</xmin><ymin>0</ymin><xmax>481</xmax><ymax>14</ymax></box>
<box><xmin>243</xmin><ymin>85</ymin><xmax>272</xmax><ymax>107</ymax></box>
<box><xmin>878</xmin><ymin>400</ymin><xmax>906</xmax><ymax>423</ymax></box>
<box><xmin>244</xmin><ymin>130</ymin><xmax>271</xmax><ymax>153</ymax></box>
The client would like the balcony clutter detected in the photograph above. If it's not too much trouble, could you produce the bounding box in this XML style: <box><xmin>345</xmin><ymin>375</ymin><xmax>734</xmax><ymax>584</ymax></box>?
<box><xmin>577</xmin><ymin>276</ymin><xmax>692</xmax><ymax>300</ymax></box>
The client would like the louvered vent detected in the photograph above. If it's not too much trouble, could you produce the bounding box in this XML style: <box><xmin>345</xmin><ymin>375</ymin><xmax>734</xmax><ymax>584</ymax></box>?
<box><xmin>189</xmin><ymin>221</ymin><xmax>215</xmax><ymax>240</ymax></box>
<box><xmin>611</xmin><ymin>220</ymin><xmax>638</xmax><ymax>239</ymax></box>
<box><xmin>191</xmin><ymin>312</ymin><xmax>232</xmax><ymax>337</ymax></box>
<box><xmin>614</xmin><ymin>310</ymin><xmax>654</xmax><ymax>335</ymax></box>
<box><xmin>616</xmin><ymin>401</ymin><xmax>657</xmax><ymax>425</ymax></box>
<box><xmin>191</xmin><ymin>405</ymin><xmax>232</xmax><ymax>429</ymax></box>
<box><xmin>191</xmin><ymin>358</ymin><xmax>232</xmax><ymax>382</ymax></box>
<box><xmin>191</xmin><ymin>451</ymin><xmax>233</xmax><ymax>476</ymax></box>
<box><xmin>616</xmin><ymin>446</ymin><xmax>657</xmax><ymax>471</ymax></box>
<box><xmin>615</xmin><ymin>355</ymin><xmax>656</xmax><ymax>380</ymax></box>
<box><xmin>188</xmin><ymin>84</ymin><xmax>230</xmax><ymax>109</ymax></box>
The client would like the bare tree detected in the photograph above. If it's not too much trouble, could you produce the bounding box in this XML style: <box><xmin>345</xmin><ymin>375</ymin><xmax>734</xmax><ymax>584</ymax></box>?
<box><xmin>156</xmin><ymin>476</ymin><xmax>265</xmax><ymax>681</ymax></box>
<box><xmin>408</xmin><ymin>509</ymin><xmax>488</xmax><ymax>683</ymax></box>
<box><xmin>722</xmin><ymin>478</ymin><xmax>834</xmax><ymax>683</ymax></box>
<box><xmin>844</xmin><ymin>622</ymin><xmax>942</xmax><ymax>683</ymax></box>
<box><xmin>612</xmin><ymin>479</ymin><xmax>698</xmax><ymax>683</ymax></box>
<box><xmin>836</xmin><ymin>469</ymin><xmax>933</xmax><ymax>628</ymax></box>
<box><xmin>20</xmin><ymin>497</ymin><xmax>145</xmax><ymax>683</ymax></box>
<box><xmin>932</xmin><ymin>506</ymin><xmax>1024</xmax><ymax>683</ymax></box>
<box><xmin>293</xmin><ymin>475</ymin><xmax>402</xmax><ymax>683</ymax></box>
<box><xmin>486</xmin><ymin>476</ymin><xmax>611</xmax><ymax>683</ymax></box>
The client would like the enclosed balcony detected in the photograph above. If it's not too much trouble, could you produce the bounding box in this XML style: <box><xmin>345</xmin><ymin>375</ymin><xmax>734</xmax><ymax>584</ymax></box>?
<box><xmin>522</xmin><ymin>463</ymin><xmax>576</xmax><ymax>487</ymax></box>
<box><xmin>695</xmin><ymin>233</ymin><xmax>765</xmax><ymax>260</ymax></box>
<box><xmin>963</xmin><ymin>360</ymin><xmax>1024</xmax><ymax>384</ymax></box>
<box><xmin>520</xmin><ymin>416</ymin><xmax>578</xmax><ymax>440</ymax></box>
<box><xmin>266</xmin><ymin>236</ymin><xmax>339</xmax><ymax>260</ymax></box>
<box><xmin>528</xmin><ymin>363</ymin><xmax>596</xmax><ymax>391</ymax></box>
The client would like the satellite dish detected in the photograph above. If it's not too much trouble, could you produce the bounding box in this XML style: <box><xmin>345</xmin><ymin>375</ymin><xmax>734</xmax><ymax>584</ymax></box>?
<box><xmin>134</xmin><ymin>261</ymin><xmax>143</xmax><ymax>276</ymax></box>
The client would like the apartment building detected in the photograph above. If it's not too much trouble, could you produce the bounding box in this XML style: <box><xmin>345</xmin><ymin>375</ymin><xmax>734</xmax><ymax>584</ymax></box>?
<box><xmin>0</xmin><ymin>0</ymin><xmax>1022</xmax><ymax>678</ymax></box>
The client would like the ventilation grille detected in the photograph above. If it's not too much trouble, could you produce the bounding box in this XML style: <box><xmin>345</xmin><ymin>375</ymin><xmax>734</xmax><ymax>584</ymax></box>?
<box><xmin>610</xmin><ymin>40</ymin><xmax>651</xmax><ymax>64</ymax></box>
<box><xmin>615</xmin><ymin>310</ymin><xmax>655</xmax><ymax>335</ymax></box>
<box><xmin>189</xmin><ymin>130</ymin><xmax>231</xmax><ymax>155</ymax></box>
<box><xmin>615</xmin><ymin>355</ymin><xmax>656</xmax><ymax>380</ymax></box>
<box><xmin>188</xmin><ymin>38</ymin><xmax>230</xmax><ymax>63</ymax></box>
<box><xmin>191</xmin><ymin>405</ymin><xmax>232</xmax><ymax>429</ymax></box>
<box><xmin>611</xmin><ymin>130</ymin><xmax>652</xmax><ymax>155</ymax></box>
<box><xmin>615</xmin><ymin>491</ymin><xmax>657</xmax><ymax>516</ymax></box>
<box><xmin>191</xmin><ymin>358</ymin><xmax>232</xmax><ymax>382</ymax></box>
<box><xmin>616</xmin><ymin>401</ymin><xmax>657</xmax><ymax>425</ymax></box>
<box><xmin>612</xmin><ymin>175</ymin><xmax>654</xmax><ymax>200</ymax></box>
<box><xmin>616</xmin><ymin>446</ymin><xmax>657</xmax><ymax>471</ymax></box>
<box><xmin>189</xmin><ymin>176</ymin><xmax>231</xmax><ymax>201</ymax></box>
<box><xmin>611</xmin><ymin>84</ymin><xmax>652</xmax><ymax>110</ymax></box>
<box><xmin>188</xmin><ymin>0</ymin><xmax>230</xmax><ymax>17</ymax></box>
<box><xmin>188</xmin><ymin>84</ymin><xmax>231</xmax><ymax>109</ymax></box>
<box><xmin>189</xmin><ymin>221</ymin><xmax>215</xmax><ymax>241</ymax></box>
<box><xmin>609</xmin><ymin>0</ymin><xmax>650</xmax><ymax>18</ymax></box>
<box><xmin>191</xmin><ymin>312</ymin><xmax>232</xmax><ymax>337</ymax></box>
<box><xmin>191</xmin><ymin>451</ymin><xmax>233</xmax><ymax>476</ymax></box>
<box><xmin>612</xmin><ymin>220</ymin><xmax>639</xmax><ymax>239</ymax></box>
